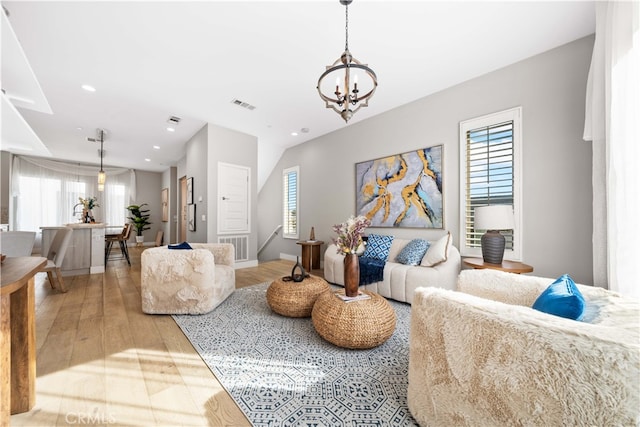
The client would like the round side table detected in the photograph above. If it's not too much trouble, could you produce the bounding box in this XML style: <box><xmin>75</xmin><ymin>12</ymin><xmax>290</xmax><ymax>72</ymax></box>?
<box><xmin>463</xmin><ymin>257</ymin><xmax>533</xmax><ymax>274</ymax></box>
<box><xmin>266</xmin><ymin>275</ymin><xmax>330</xmax><ymax>318</ymax></box>
<box><xmin>311</xmin><ymin>290</ymin><xmax>396</xmax><ymax>349</ymax></box>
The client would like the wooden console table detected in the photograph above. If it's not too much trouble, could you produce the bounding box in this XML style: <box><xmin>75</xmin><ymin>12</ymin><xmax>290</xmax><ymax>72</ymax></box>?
<box><xmin>1</xmin><ymin>256</ymin><xmax>46</xmax><ymax>425</ymax></box>
<box><xmin>463</xmin><ymin>257</ymin><xmax>533</xmax><ymax>274</ymax></box>
<box><xmin>296</xmin><ymin>240</ymin><xmax>324</xmax><ymax>272</ymax></box>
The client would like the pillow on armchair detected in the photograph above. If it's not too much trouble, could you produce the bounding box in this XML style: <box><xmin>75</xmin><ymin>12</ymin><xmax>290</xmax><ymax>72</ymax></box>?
<box><xmin>532</xmin><ymin>274</ymin><xmax>585</xmax><ymax>320</ymax></box>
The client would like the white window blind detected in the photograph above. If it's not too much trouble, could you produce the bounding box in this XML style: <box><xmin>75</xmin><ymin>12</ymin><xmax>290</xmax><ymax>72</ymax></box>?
<box><xmin>459</xmin><ymin>107</ymin><xmax>522</xmax><ymax>260</ymax></box>
<box><xmin>282</xmin><ymin>166</ymin><xmax>299</xmax><ymax>239</ymax></box>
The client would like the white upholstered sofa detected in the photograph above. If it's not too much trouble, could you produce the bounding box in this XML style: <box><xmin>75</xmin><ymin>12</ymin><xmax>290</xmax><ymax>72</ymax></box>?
<box><xmin>323</xmin><ymin>233</ymin><xmax>461</xmax><ymax>304</ymax></box>
<box><xmin>141</xmin><ymin>243</ymin><xmax>235</xmax><ymax>314</ymax></box>
<box><xmin>408</xmin><ymin>269</ymin><xmax>640</xmax><ymax>426</ymax></box>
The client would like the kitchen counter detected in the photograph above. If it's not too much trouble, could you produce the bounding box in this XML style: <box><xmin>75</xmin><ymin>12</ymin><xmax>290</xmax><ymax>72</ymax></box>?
<box><xmin>63</xmin><ymin>223</ymin><xmax>108</xmax><ymax>229</ymax></box>
<box><xmin>40</xmin><ymin>224</ymin><xmax>105</xmax><ymax>275</ymax></box>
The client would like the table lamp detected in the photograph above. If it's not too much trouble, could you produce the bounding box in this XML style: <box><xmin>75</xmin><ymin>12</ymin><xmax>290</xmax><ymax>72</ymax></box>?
<box><xmin>474</xmin><ymin>205</ymin><xmax>515</xmax><ymax>264</ymax></box>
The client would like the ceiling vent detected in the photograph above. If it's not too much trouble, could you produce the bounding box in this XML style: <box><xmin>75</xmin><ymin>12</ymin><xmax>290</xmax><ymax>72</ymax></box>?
<box><xmin>167</xmin><ymin>116</ymin><xmax>181</xmax><ymax>125</ymax></box>
<box><xmin>231</xmin><ymin>99</ymin><xmax>256</xmax><ymax>111</ymax></box>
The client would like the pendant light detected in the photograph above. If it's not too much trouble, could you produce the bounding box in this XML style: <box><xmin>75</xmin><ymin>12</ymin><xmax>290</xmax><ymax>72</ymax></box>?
<box><xmin>317</xmin><ymin>0</ymin><xmax>377</xmax><ymax>123</ymax></box>
<box><xmin>97</xmin><ymin>129</ymin><xmax>106</xmax><ymax>191</ymax></box>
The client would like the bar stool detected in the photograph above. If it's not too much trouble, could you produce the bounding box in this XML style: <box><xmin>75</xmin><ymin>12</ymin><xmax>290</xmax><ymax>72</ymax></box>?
<box><xmin>105</xmin><ymin>223</ymin><xmax>132</xmax><ymax>266</ymax></box>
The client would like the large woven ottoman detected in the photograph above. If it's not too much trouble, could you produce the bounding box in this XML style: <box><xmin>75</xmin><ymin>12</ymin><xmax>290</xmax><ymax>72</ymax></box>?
<box><xmin>312</xmin><ymin>290</ymin><xmax>397</xmax><ymax>349</ymax></box>
<box><xmin>141</xmin><ymin>243</ymin><xmax>235</xmax><ymax>314</ymax></box>
<box><xmin>266</xmin><ymin>275</ymin><xmax>330</xmax><ymax>317</ymax></box>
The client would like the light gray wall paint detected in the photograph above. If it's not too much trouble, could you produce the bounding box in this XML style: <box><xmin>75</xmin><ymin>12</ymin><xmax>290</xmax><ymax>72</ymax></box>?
<box><xmin>1</xmin><ymin>151</ymin><xmax>11</xmax><ymax>224</ymax></box>
<box><xmin>161</xmin><ymin>166</ymin><xmax>177</xmax><ymax>244</ymax></box>
<box><xmin>258</xmin><ymin>35</ymin><xmax>594</xmax><ymax>285</ymax></box>
<box><xmin>185</xmin><ymin>125</ymin><xmax>209</xmax><ymax>243</ymax></box>
<box><xmin>132</xmin><ymin>170</ymin><xmax>162</xmax><ymax>244</ymax></box>
<box><xmin>207</xmin><ymin>124</ymin><xmax>258</xmax><ymax>262</ymax></box>
<box><xmin>179</xmin><ymin>123</ymin><xmax>258</xmax><ymax>261</ymax></box>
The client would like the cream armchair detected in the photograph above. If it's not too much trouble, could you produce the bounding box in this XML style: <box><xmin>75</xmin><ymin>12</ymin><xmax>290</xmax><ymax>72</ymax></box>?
<box><xmin>408</xmin><ymin>269</ymin><xmax>639</xmax><ymax>426</ymax></box>
<box><xmin>141</xmin><ymin>243</ymin><xmax>235</xmax><ymax>314</ymax></box>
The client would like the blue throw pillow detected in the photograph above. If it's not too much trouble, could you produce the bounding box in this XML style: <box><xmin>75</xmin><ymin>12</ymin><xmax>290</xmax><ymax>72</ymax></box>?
<box><xmin>532</xmin><ymin>274</ymin><xmax>585</xmax><ymax>320</ymax></box>
<box><xmin>362</xmin><ymin>234</ymin><xmax>394</xmax><ymax>261</ymax></box>
<box><xmin>168</xmin><ymin>241</ymin><xmax>193</xmax><ymax>250</ymax></box>
<box><xmin>396</xmin><ymin>239</ymin><xmax>431</xmax><ymax>266</ymax></box>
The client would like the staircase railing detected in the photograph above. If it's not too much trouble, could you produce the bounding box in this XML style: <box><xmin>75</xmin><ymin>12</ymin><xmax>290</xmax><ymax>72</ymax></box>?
<box><xmin>258</xmin><ymin>224</ymin><xmax>282</xmax><ymax>255</ymax></box>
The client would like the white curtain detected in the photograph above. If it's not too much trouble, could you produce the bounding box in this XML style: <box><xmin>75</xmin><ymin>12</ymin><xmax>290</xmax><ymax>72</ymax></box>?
<box><xmin>11</xmin><ymin>155</ymin><xmax>136</xmax><ymax>231</ymax></box>
<box><xmin>583</xmin><ymin>1</ymin><xmax>640</xmax><ymax>298</ymax></box>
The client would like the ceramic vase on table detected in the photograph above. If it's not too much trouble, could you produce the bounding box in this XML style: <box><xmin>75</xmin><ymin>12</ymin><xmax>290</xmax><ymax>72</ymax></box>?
<box><xmin>343</xmin><ymin>253</ymin><xmax>360</xmax><ymax>297</ymax></box>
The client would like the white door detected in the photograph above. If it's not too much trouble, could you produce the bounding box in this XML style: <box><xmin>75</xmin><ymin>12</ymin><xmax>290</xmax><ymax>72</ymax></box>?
<box><xmin>218</xmin><ymin>162</ymin><xmax>250</xmax><ymax>234</ymax></box>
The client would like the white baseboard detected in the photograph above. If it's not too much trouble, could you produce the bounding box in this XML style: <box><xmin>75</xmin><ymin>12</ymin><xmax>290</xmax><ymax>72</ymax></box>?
<box><xmin>235</xmin><ymin>259</ymin><xmax>258</xmax><ymax>269</ymax></box>
<box><xmin>279</xmin><ymin>253</ymin><xmax>324</xmax><ymax>269</ymax></box>
<box><xmin>280</xmin><ymin>253</ymin><xmax>297</xmax><ymax>262</ymax></box>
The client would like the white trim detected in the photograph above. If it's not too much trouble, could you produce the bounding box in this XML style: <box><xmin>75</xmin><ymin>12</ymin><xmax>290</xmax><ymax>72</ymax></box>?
<box><xmin>282</xmin><ymin>166</ymin><xmax>299</xmax><ymax>240</ymax></box>
<box><xmin>217</xmin><ymin>162</ymin><xmax>251</xmax><ymax>235</ymax></box>
<box><xmin>459</xmin><ymin>106</ymin><xmax>523</xmax><ymax>261</ymax></box>
<box><xmin>234</xmin><ymin>259</ymin><xmax>258</xmax><ymax>269</ymax></box>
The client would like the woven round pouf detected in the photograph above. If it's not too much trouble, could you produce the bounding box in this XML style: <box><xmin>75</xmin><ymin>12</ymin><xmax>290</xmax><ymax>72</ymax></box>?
<box><xmin>266</xmin><ymin>275</ymin><xmax>330</xmax><ymax>318</ymax></box>
<box><xmin>311</xmin><ymin>290</ymin><xmax>397</xmax><ymax>349</ymax></box>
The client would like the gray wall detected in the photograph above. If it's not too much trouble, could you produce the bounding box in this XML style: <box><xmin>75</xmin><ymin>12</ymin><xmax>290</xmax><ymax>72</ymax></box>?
<box><xmin>178</xmin><ymin>123</ymin><xmax>259</xmax><ymax>262</ymax></box>
<box><xmin>258</xmin><ymin>35</ymin><xmax>594</xmax><ymax>285</ymax></box>
<box><xmin>132</xmin><ymin>170</ymin><xmax>163</xmax><ymax>244</ymax></box>
<box><xmin>1</xmin><ymin>151</ymin><xmax>11</xmax><ymax>224</ymax></box>
<box><xmin>184</xmin><ymin>125</ymin><xmax>209</xmax><ymax>243</ymax></box>
<box><xmin>161</xmin><ymin>166</ymin><xmax>177</xmax><ymax>244</ymax></box>
<box><xmin>207</xmin><ymin>124</ymin><xmax>259</xmax><ymax>262</ymax></box>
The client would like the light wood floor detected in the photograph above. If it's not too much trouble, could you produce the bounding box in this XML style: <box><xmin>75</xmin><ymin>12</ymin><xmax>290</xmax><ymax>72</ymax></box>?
<box><xmin>10</xmin><ymin>248</ymin><xmax>321</xmax><ymax>426</ymax></box>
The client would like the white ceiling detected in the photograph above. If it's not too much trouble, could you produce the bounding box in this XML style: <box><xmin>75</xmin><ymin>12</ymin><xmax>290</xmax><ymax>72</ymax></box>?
<box><xmin>1</xmin><ymin>1</ymin><xmax>595</xmax><ymax>188</ymax></box>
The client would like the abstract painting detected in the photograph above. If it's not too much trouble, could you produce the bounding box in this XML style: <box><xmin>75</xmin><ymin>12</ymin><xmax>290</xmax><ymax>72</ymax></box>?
<box><xmin>356</xmin><ymin>145</ymin><xmax>443</xmax><ymax>228</ymax></box>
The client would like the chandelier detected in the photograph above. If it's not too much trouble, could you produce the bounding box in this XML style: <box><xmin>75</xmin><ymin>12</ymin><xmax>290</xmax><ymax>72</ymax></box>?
<box><xmin>317</xmin><ymin>0</ymin><xmax>377</xmax><ymax>123</ymax></box>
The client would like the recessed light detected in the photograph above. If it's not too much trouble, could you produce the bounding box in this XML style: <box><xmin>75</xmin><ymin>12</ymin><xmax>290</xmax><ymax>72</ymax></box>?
<box><xmin>291</xmin><ymin>132</ymin><xmax>298</xmax><ymax>136</ymax></box>
<box><xmin>166</xmin><ymin>127</ymin><xmax>175</xmax><ymax>132</ymax></box>
<box><xmin>153</xmin><ymin>145</ymin><xmax>160</xmax><ymax>150</ymax></box>
<box><xmin>144</xmin><ymin>158</ymin><xmax>151</xmax><ymax>162</ymax></box>
<box><xmin>76</xmin><ymin>127</ymin><xmax>83</xmax><ymax>131</ymax></box>
<box><xmin>81</xmin><ymin>84</ymin><xmax>96</xmax><ymax>92</ymax></box>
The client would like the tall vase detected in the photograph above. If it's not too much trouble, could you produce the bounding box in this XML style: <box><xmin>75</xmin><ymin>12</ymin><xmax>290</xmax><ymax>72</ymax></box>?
<box><xmin>343</xmin><ymin>253</ymin><xmax>360</xmax><ymax>297</ymax></box>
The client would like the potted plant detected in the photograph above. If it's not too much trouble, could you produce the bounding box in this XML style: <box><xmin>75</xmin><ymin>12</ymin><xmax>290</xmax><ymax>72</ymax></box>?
<box><xmin>126</xmin><ymin>203</ymin><xmax>152</xmax><ymax>245</ymax></box>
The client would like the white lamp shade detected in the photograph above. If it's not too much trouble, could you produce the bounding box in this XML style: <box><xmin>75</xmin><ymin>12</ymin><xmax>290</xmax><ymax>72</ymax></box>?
<box><xmin>474</xmin><ymin>205</ymin><xmax>515</xmax><ymax>231</ymax></box>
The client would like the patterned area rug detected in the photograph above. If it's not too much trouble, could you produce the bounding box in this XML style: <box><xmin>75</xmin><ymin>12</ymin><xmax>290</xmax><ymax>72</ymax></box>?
<box><xmin>173</xmin><ymin>282</ymin><xmax>418</xmax><ymax>426</ymax></box>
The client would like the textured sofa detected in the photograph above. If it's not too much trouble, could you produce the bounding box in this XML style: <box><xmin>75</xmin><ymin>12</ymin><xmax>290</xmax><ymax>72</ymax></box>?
<box><xmin>141</xmin><ymin>243</ymin><xmax>235</xmax><ymax>314</ymax></box>
<box><xmin>323</xmin><ymin>234</ymin><xmax>461</xmax><ymax>304</ymax></box>
<box><xmin>408</xmin><ymin>269</ymin><xmax>640</xmax><ymax>426</ymax></box>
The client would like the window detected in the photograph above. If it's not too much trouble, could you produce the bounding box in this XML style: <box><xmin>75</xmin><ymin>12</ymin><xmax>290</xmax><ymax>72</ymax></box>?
<box><xmin>459</xmin><ymin>107</ymin><xmax>522</xmax><ymax>260</ymax></box>
<box><xmin>282</xmin><ymin>166</ymin><xmax>299</xmax><ymax>239</ymax></box>
<box><xmin>12</xmin><ymin>156</ymin><xmax>133</xmax><ymax>231</ymax></box>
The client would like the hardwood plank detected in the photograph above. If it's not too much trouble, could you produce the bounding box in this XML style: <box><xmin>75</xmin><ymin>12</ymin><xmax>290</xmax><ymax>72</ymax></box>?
<box><xmin>10</xmin><ymin>247</ymin><xmax>316</xmax><ymax>426</ymax></box>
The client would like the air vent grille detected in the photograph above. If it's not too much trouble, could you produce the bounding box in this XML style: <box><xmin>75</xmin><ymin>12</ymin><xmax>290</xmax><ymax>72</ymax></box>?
<box><xmin>231</xmin><ymin>99</ymin><xmax>256</xmax><ymax>111</ymax></box>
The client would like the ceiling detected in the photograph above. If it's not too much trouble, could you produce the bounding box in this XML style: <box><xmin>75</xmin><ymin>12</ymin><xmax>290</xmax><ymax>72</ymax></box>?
<box><xmin>1</xmin><ymin>1</ymin><xmax>595</xmax><ymax>189</ymax></box>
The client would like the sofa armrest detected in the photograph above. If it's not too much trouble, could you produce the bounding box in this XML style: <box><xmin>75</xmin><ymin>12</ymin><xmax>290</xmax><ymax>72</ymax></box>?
<box><xmin>408</xmin><ymin>286</ymin><xmax>640</xmax><ymax>426</ymax></box>
<box><xmin>191</xmin><ymin>243</ymin><xmax>235</xmax><ymax>267</ymax></box>
<box><xmin>457</xmin><ymin>269</ymin><xmax>561</xmax><ymax>306</ymax></box>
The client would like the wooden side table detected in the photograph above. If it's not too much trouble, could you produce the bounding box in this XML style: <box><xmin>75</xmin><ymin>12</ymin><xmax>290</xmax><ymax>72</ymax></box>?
<box><xmin>1</xmin><ymin>256</ymin><xmax>47</xmax><ymax>425</ymax></box>
<box><xmin>296</xmin><ymin>240</ymin><xmax>324</xmax><ymax>272</ymax></box>
<box><xmin>463</xmin><ymin>257</ymin><xmax>533</xmax><ymax>274</ymax></box>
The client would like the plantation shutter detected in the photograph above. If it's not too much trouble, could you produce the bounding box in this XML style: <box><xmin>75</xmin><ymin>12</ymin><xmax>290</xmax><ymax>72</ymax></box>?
<box><xmin>282</xmin><ymin>166</ymin><xmax>299</xmax><ymax>239</ymax></box>
<box><xmin>465</xmin><ymin>121</ymin><xmax>515</xmax><ymax>250</ymax></box>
